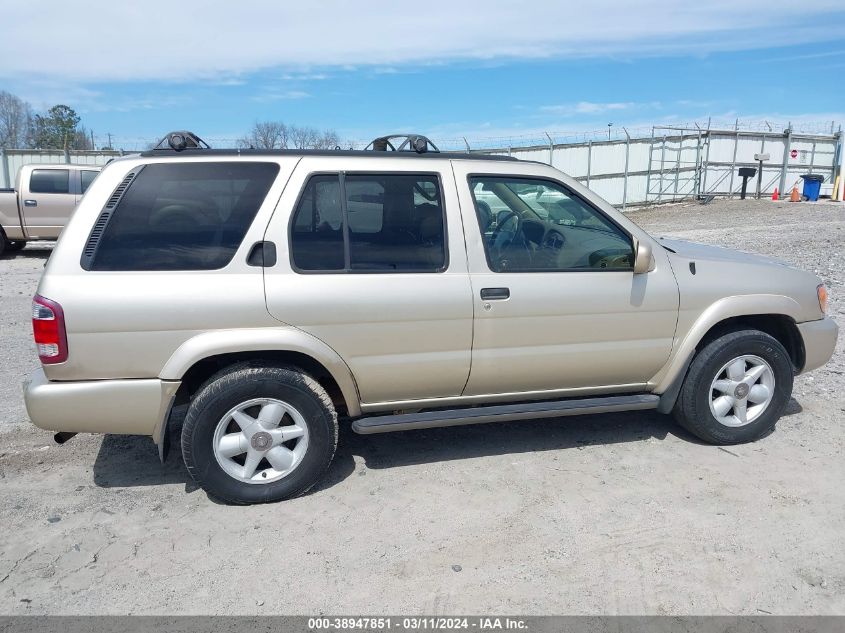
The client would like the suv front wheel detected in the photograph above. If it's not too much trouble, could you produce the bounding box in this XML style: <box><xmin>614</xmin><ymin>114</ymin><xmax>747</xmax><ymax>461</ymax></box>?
<box><xmin>181</xmin><ymin>364</ymin><xmax>338</xmax><ymax>504</ymax></box>
<box><xmin>673</xmin><ymin>329</ymin><xmax>794</xmax><ymax>445</ymax></box>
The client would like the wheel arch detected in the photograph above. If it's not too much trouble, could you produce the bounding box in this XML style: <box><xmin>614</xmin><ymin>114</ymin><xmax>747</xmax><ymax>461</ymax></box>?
<box><xmin>160</xmin><ymin>328</ymin><xmax>362</xmax><ymax>418</ymax></box>
<box><xmin>693</xmin><ymin>314</ymin><xmax>804</xmax><ymax>371</ymax></box>
<box><xmin>654</xmin><ymin>295</ymin><xmax>805</xmax><ymax>412</ymax></box>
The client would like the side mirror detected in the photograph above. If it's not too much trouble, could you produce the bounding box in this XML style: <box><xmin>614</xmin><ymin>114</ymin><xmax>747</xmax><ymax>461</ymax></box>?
<box><xmin>633</xmin><ymin>238</ymin><xmax>655</xmax><ymax>274</ymax></box>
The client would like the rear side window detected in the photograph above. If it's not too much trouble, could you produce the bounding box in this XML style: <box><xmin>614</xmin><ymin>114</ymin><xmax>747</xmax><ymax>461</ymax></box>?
<box><xmin>80</xmin><ymin>170</ymin><xmax>98</xmax><ymax>194</ymax></box>
<box><xmin>290</xmin><ymin>173</ymin><xmax>446</xmax><ymax>273</ymax></box>
<box><xmin>30</xmin><ymin>169</ymin><xmax>69</xmax><ymax>194</ymax></box>
<box><xmin>88</xmin><ymin>162</ymin><xmax>279</xmax><ymax>271</ymax></box>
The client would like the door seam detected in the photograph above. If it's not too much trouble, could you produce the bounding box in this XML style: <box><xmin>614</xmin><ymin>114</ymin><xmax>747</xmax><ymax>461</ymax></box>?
<box><xmin>450</xmin><ymin>160</ymin><xmax>477</xmax><ymax>397</ymax></box>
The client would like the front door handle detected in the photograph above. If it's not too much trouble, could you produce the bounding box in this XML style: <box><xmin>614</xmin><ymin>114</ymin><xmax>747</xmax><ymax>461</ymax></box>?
<box><xmin>480</xmin><ymin>287</ymin><xmax>510</xmax><ymax>300</ymax></box>
<box><xmin>24</xmin><ymin>199</ymin><xmax>37</xmax><ymax>207</ymax></box>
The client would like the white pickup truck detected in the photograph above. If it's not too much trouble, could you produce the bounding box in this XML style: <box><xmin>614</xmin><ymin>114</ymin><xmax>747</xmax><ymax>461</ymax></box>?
<box><xmin>0</xmin><ymin>163</ymin><xmax>102</xmax><ymax>256</ymax></box>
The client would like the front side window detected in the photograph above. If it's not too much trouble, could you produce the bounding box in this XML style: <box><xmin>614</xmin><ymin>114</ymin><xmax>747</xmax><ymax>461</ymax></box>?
<box><xmin>290</xmin><ymin>173</ymin><xmax>446</xmax><ymax>272</ymax></box>
<box><xmin>89</xmin><ymin>162</ymin><xmax>279</xmax><ymax>271</ymax></box>
<box><xmin>469</xmin><ymin>176</ymin><xmax>633</xmax><ymax>272</ymax></box>
<box><xmin>30</xmin><ymin>169</ymin><xmax>69</xmax><ymax>194</ymax></box>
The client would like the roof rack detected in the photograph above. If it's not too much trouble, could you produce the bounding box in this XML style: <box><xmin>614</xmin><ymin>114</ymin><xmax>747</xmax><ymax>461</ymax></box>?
<box><xmin>366</xmin><ymin>134</ymin><xmax>439</xmax><ymax>154</ymax></box>
<box><xmin>153</xmin><ymin>131</ymin><xmax>210</xmax><ymax>152</ymax></box>
<box><xmin>140</xmin><ymin>129</ymin><xmax>520</xmax><ymax>161</ymax></box>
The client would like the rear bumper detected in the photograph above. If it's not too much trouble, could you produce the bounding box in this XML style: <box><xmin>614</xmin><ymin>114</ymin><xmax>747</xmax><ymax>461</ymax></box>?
<box><xmin>798</xmin><ymin>317</ymin><xmax>839</xmax><ymax>373</ymax></box>
<box><xmin>23</xmin><ymin>369</ymin><xmax>179</xmax><ymax>437</ymax></box>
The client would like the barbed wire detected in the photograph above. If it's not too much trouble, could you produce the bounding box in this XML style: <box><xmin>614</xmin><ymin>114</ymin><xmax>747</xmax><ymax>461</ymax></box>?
<box><xmin>76</xmin><ymin>118</ymin><xmax>843</xmax><ymax>153</ymax></box>
<box><xmin>430</xmin><ymin>119</ymin><xmax>842</xmax><ymax>151</ymax></box>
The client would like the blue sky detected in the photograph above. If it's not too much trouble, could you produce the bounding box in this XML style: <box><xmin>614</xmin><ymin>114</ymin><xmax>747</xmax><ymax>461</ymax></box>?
<box><xmin>1</xmin><ymin>1</ymin><xmax>843</xmax><ymax>149</ymax></box>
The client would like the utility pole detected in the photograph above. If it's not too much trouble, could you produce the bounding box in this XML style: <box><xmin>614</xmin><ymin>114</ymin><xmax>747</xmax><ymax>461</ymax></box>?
<box><xmin>607</xmin><ymin>123</ymin><xmax>613</xmax><ymax>141</ymax></box>
<box><xmin>90</xmin><ymin>130</ymin><xmax>95</xmax><ymax>149</ymax></box>
<box><xmin>107</xmin><ymin>133</ymin><xmax>113</xmax><ymax>150</ymax></box>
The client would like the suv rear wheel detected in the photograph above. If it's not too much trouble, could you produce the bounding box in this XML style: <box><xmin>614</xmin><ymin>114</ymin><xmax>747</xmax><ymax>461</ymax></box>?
<box><xmin>181</xmin><ymin>364</ymin><xmax>338</xmax><ymax>504</ymax></box>
<box><xmin>673</xmin><ymin>329</ymin><xmax>794</xmax><ymax>445</ymax></box>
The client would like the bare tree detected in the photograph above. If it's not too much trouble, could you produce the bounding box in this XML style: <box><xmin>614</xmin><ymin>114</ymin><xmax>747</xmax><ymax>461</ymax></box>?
<box><xmin>73</xmin><ymin>126</ymin><xmax>94</xmax><ymax>151</ymax></box>
<box><xmin>237</xmin><ymin>121</ymin><xmax>289</xmax><ymax>149</ymax></box>
<box><xmin>316</xmin><ymin>129</ymin><xmax>340</xmax><ymax>149</ymax></box>
<box><xmin>0</xmin><ymin>91</ymin><xmax>33</xmax><ymax>148</ymax></box>
<box><xmin>238</xmin><ymin>120</ymin><xmax>341</xmax><ymax>150</ymax></box>
<box><xmin>288</xmin><ymin>125</ymin><xmax>318</xmax><ymax>150</ymax></box>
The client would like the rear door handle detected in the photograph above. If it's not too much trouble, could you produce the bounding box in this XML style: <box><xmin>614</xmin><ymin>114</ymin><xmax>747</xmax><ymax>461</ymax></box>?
<box><xmin>24</xmin><ymin>199</ymin><xmax>37</xmax><ymax>207</ymax></box>
<box><xmin>480</xmin><ymin>287</ymin><xmax>510</xmax><ymax>300</ymax></box>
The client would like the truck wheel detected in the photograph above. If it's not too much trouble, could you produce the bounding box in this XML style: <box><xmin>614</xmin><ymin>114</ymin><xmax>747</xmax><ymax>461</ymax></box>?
<box><xmin>673</xmin><ymin>329</ymin><xmax>793</xmax><ymax>445</ymax></box>
<box><xmin>181</xmin><ymin>364</ymin><xmax>338</xmax><ymax>504</ymax></box>
<box><xmin>0</xmin><ymin>231</ymin><xmax>6</xmax><ymax>257</ymax></box>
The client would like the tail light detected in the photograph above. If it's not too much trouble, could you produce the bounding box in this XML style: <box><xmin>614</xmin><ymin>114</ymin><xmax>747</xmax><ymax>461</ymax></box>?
<box><xmin>32</xmin><ymin>295</ymin><xmax>68</xmax><ymax>364</ymax></box>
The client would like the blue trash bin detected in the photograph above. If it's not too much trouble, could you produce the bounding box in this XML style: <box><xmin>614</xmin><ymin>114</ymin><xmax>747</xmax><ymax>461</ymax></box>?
<box><xmin>800</xmin><ymin>174</ymin><xmax>824</xmax><ymax>201</ymax></box>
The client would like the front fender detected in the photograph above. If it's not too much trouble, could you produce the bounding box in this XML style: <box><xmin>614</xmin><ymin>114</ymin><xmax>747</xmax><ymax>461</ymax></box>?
<box><xmin>652</xmin><ymin>294</ymin><xmax>803</xmax><ymax>394</ymax></box>
<box><xmin>159</xmin><ymin>327</ymin><xmax>362</xmax><ymax>416</ymax></box>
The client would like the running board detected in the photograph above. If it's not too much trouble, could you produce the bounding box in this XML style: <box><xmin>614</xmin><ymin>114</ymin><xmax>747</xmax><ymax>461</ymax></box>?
<box><xmin>352</xmin><ymin>394</ymin><xmax>659</xmax><ymax>435</ymax></box>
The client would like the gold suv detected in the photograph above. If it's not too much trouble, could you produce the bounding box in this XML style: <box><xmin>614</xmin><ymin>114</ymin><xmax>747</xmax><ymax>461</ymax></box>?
<box><xmin>23</xmin><ymin>132</ymin><xmax>838</xmax><ymax>504</ymax></box>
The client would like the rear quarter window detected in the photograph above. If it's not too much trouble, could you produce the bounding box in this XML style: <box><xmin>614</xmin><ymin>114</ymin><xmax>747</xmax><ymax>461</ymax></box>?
<box><xmin>80</xmin><ymin>170</ymin><xmax>99</xmax><ymax>194</ymax></box>
<box><xmin>87</xmin><ymin>162</ymin><xmax>279</xmax><ymax>271</ymax></box>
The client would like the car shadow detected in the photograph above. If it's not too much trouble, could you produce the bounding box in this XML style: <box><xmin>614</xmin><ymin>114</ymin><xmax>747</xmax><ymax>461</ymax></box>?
<box><xmin>2</xmin><ymin>247</ymin><xmax>53</xmax><ymax>261</ymax></box>
<box><xmin>92</xmin><ymin>431</ymin><xmax>198</xmax><ymax>491</ymax></box>
<box><xmin>91</xmin><ymin>397</ymin><xmax>804</xmax><ymax>499</ymax></box>
<box><xmin>328</xmin><ymin>409</ymin><xmax>675</xmax><ymax>473</ymax></box>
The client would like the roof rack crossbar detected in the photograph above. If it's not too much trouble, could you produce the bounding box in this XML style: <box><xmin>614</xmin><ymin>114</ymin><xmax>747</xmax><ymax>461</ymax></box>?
<box><xmin>153</xmin><ymin>131</ymin><xmax>210</xmax><ymax>152</ymax></box>
<box><xmin>366</xmin><ymin>134</ymin><xmax>439</xmax><ymax>154</ymax></box>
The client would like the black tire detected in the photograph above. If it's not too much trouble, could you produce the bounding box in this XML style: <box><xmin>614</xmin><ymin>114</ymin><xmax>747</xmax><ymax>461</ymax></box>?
<box><xmin>7</xmin><ymin>240</ymin><xmax>25</xmax><ymax>252</ymax></box>
<box><xmin>673</xmin><ymin>329</ymin><xmax>793</xmax><ymax>445</ymax></box>
<box><xmin>0</xmin><ymin>231</ymin><xmax>6</xmax><ymax>258</ymax></box>
<box><xmin>181</xmin><ymin>364</ymin><xmax>338</xmax><ymax>504</ymax></box>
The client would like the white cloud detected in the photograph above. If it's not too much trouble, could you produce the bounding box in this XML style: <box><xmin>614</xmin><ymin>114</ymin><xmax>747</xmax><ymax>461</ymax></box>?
<box><xmin>250</xmin><ymin>90</ymin><xmax>311</xmax><ymax>103</ymax></box>
<box><xmin>539</xmin><ymin>101</ymin><xmax>669</xmax><ymax>117</ymax></box>
<box><xmin>0</xmin><ymin>1</ymin><xmax>842</xmax><ymax>82</ymax></box>
<box><xmin>541</xmin><ymin>102</ymin><xmax>638</xmax><ymax>115</ymax></box>
<box><xmin>576</xmin><ymin>102</ymin><xmax>633</xmax><ymax>114</ymax></box>
<box><xmin>279</xmin><ymin>73</ymin><xmax>329</xmax><ymax>81</ymax></box>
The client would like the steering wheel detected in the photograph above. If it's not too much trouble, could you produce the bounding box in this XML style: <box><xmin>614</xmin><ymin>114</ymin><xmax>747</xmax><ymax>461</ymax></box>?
<box><xmin>490</xmin><ymin>211</ymin><xmax>521</xmax><ymax>250</ymax></box>
<box><xmin>489</xmin><ymin>211</ymin><xmax>532</xmax><ymax>271</ymax></box>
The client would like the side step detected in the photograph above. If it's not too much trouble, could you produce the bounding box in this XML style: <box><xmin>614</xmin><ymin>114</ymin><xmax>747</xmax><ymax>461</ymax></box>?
<box><xmin>352</xmin><ymin>394</ymin><xmax>659</xmax><ymax>435</ymax></box>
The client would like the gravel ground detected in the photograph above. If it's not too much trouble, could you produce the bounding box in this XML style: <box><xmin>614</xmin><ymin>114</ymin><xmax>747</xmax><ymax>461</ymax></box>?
<box><xmin>0</xmin><ymin>199</ymin><xmax>843</xmax><ymax>615</ymax></box>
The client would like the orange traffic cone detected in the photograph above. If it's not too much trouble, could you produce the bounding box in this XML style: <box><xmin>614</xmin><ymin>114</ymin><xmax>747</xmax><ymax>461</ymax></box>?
<box><xmin>790</xmin><ymin>186</ymin><xmax>800</xmax><ymax>202</ymax></box>
<box><xmin>772</xmin><ymin>187</ymin><xmax>779</xmax><ymax>200</ymax></box>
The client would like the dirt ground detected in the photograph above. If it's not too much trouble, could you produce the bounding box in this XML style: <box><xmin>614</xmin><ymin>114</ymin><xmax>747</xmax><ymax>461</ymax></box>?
<box><xmin>0</xmin><ymin>199</ymin><xmax>843</xmax><ymax>615</ymax></box>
